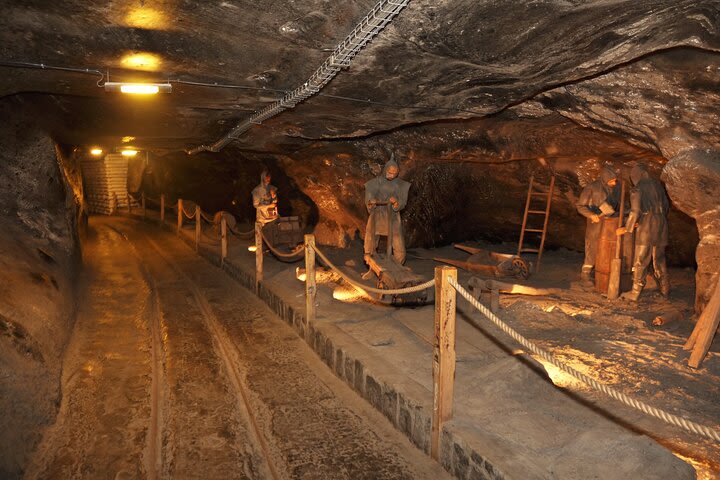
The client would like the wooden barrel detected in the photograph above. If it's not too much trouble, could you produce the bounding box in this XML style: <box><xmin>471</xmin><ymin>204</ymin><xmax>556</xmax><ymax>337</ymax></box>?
<box><xmin>595</xmin><ymin>217</ymin><xmax>634</xmax><ymax>294</ymax></box>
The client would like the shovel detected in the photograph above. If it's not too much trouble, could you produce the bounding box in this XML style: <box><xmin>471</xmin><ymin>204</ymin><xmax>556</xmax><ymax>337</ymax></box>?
<box><xmin>607</xmin><ymin>177</ymin><xmax>626</xmax><ymax>299</ymax></box>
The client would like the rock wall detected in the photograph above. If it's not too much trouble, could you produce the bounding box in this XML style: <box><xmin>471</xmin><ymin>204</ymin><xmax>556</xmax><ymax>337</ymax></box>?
<box><xmin>662</xmin><ymin>147</ymin><xmax>720</xmax><ymax>315</ymax></box>
<box><xmin>0</xmin><ymin>104</ymin><xmax>82</xmax><ymax>478</ymax></box>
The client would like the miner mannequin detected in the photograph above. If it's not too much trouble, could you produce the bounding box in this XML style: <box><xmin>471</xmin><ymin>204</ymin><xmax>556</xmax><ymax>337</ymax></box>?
<box><xmin>617</xmin><ymin>164</ymin><xmax>670</xmax><ymax>301</ymax></box>
<box><xmin>252</xmin><ymin>170</ymin><xmax>279</xmax><ymax>224</ymax></box>
<box><xmin>364</xmin><ymin>157</ymin><xmax>411</xmax><ymax>265</ymax></box>
<box><xmin>576</xmin><ymin>164</ymin><xmax>620</xmax><ymax>282</ymax></box>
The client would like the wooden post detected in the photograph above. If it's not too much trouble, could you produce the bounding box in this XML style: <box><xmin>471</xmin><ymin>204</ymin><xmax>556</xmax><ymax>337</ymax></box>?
<box><xmin>195</xmin><ymin>206</ymin><xmax>201</xmax><ymax>250</ymax></box>
<box><xmin>432</xmin><ymin>266</ymin><xmax>457</xmax><ymax>461</ymax></box>
<box><xmin>127</xmin><ymin>193</ymin><xmax>132</xmax><ymax>213</ymax></box>
<box><xmin>304</xmin><ymin>235</ymin><xmax>316</xmax><ymax>329</ymax></box>
<box><xmin>177</xmin><ymin>199</ymin><xmax>183</xmax><ymax>233</ymax></box>
<box><xmin>160</xmin><ymin>194</ymin><xmax>165</xmax><ymax>222</ymax></box>
<box><xmin>220</xmin><ymin>216</ymin><xmax>228</xmax><ymax>265</ymax></box>
<box><xmin>255</xmin><ymin>222</ymin><xmax>263</xmax><ymax>291</ymax></box>
<box><xmin>141</xmin><ymin>193</ymin><xmax>146</xmax><ymax>218</ymax></box>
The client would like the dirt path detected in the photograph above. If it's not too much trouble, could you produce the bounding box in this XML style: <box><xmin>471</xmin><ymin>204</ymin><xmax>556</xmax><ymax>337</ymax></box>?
<box><xmin>24</xmin><ymin>217</ymin><xmax>449</xmax><ymax>479</ymax></box>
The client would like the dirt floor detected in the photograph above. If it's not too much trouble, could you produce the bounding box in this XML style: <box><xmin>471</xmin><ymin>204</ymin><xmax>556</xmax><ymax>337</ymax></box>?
<box><xmin>23</xmin><ymin>216</ymin><xmax>451</xmax><ymax>480</ymax></box>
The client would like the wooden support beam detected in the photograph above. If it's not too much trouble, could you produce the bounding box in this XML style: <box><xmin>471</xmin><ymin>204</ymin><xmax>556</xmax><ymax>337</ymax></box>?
<box><xmin>432</xmin><ymin>266</ymin><xmax>457</xmax><ymax>461</ymax></box>
<box><xmin>160</xmin><ymin>194</ymin><xmax>165</xmax><ymax>222</ymax></box>
<box><xmin>687</xmin><ymin>279</ymin><xmax>720</xmax><ymax>368</ymax></box>
<box><xmin>195</xmin><ymin>206</ymin><xmax>201</xmax><ymax>251</ymax></box>
<box><xmin>220</xmin><ymin>216</ymin><xmax>228</xmax><ymax>265</ymax></box>
<box><xmin>177</xmin><ymin>199</ymin><xmax>183</xmax><ymax>233</ymax></box>
<box><xmin>304</xmin><ymin>235</ymin><xmax>316</xmax><ymax>330</ymax></box>
<box><xmin>255</xmin><ymin>222</ymin><xmax>263</xmax><ymax>292</ymax></box>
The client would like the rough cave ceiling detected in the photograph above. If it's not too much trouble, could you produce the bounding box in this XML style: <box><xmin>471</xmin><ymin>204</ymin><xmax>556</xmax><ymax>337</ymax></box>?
<box><xmin>0</xmin><ymin>0</ymin><xmax>718</xmax><ymax>154</ymax></box>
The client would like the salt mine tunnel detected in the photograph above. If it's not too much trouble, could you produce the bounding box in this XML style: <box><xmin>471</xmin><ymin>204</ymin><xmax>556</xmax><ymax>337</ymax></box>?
<box><xmin>1</xmin><ymin>1</ymin><xmax>720</xmax><ymax>479</ymax></box>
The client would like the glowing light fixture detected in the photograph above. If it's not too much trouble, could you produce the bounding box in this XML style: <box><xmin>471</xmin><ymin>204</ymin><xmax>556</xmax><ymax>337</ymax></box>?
<box><xmin>248</xmin><ymin>245</ymin><xmax>257</xmax><ymax>252</ymax></box>
<box><xmin>122</xmin><ymin>136</ymin><xmax>135</xmax><ymax>143</ymax></box>
<box><xmin>104</xmin><ymin>82</ymin><xmax>172</xmax><ymax>95</ymax></box>
<box><xmin>90</xmin><ymin>148</ymin><xmax>103</xmax><ymax>156</ymax></box>
<box><xmin>121</xmin><ymin>149</ymin><xmax>138</xmax><ymax>157</ymax></box>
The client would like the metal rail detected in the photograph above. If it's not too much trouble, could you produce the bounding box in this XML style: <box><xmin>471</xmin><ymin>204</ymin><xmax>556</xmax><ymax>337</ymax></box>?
<box><xmin>188</xmin><ymin>0</ymin><xmax>411</xmax><ymax>154</ymax></box>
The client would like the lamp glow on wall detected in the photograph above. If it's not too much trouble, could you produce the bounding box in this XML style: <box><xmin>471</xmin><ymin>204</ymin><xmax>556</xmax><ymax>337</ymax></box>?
<box><xmin>121</xmin><ymin>149</ymin><xmax>138</xmax><ymax>157</ymax></box>
<box><xmin>90</xmin><ymin>148</ymin><xmax>103</xmax><ymax>156</ymax></box>
<box><xmin>104</xmin><ymin>82</ymin><xmax>172</xmax><ymax>95</ymax></box>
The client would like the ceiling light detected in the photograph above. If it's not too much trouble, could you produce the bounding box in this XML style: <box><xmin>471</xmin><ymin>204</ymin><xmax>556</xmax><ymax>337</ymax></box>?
<box><xmin>90</xmin><ymin>148</ymin><xmax>103</xmax><ymax>156</ymax></box>
<box><xmin>121</xmin><ymin>149</ymin><xmax>138</xmax><ymax>157</ymax></box>
<box><xmin>104</xmin><ymin>82</ymin><xmax>172</xmax><ymax>94</ymax></box>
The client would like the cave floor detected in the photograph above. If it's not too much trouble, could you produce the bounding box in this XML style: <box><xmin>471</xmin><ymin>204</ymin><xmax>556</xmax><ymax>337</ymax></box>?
<box><xmin>24</xmin><ymin>216</ymin><xmax>450</xmax><ymax>480</ymax></box>
<box><xmin>161</xmin><ymin>210</ymin><xmax>717</xmax><ymax>480</ymax></box>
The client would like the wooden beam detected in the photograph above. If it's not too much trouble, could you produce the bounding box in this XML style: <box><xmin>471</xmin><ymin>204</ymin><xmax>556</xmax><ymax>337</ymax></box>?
<box><xmin>220</xmin><ymin>216</ymin><xmax>227</xmax><ymax>265</ymax></box>
<box><xmin>304</xmin><ymin>235</ymin><xmax>316</xmax><ymax>331</ymax></box>
<box><xmin>160</xmin><ymin>194</ymin><xmax>165</xmax><ymax>222</ymax></box>
<box><xmin>177</xmin><ymin>199</ymin><xmax>183</xmax><ymax>233</ymax></box>
<box><xmin>432</xmin><ymin>266</ymin><xmax>457</xmax><ymax>460</ymax></box>
<box><xmin>688</xmin><ymin>279</ymin><xmax>720</xmax><ymax>368</ymax></box>
<box><xmin>255</xmin><ymin>222</ymin><xmax>263</xmax><ymax>291</ymax></box>
<box><xmin>195</xmin><ymin>206</ymin><xmax>201</xmax><ymax>251</ymax></box>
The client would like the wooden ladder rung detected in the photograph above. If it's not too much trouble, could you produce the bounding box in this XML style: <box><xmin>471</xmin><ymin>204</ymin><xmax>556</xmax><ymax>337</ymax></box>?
<box><xmin>524</xmin><ymin>228</ymin><xmax>544</xmax><ymax>233</ymax></box>
<box><xmin>530</xmin><ymin>192</ymin><xmax>549</xmax><ymax>197</ymax></box>
<box><xmin>527</xmin><ymin>210</ymin><xmax>546</xmax><ymax>215</ymax></box>
<box><xmin>521</xmin><ymin>248</ymin><xmax>540</xmax><ymax>253</ymax></box>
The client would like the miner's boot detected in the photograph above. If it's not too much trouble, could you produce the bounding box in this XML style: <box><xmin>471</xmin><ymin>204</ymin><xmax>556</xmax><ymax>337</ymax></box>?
<box><xmin>580</xmin><ymin>265</ymin><xmax>593</xmax><ymax>285</ymax></box>
<box><xmin>623</xmin><ymin>283</ymin><xmax>643</xmax><ymax>302</ymax></box>
<box><xmin>659</xmin><ymin>277</ymin><xmax>670</xmax><ymax>298</ymax></box>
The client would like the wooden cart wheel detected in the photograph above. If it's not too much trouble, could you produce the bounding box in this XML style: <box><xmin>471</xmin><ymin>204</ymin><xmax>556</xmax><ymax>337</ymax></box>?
<box><xmin>512</xmin><ymin>257</ymin><xmax>530</xmax><ymax>280</ymax></box>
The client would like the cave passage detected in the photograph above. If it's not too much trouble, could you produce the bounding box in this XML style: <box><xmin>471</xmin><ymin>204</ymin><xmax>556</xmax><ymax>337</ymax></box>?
<box><xmin>1</xmin><ymin>1</ymin><xmax>720</xmax><ymax>480</ymax></box>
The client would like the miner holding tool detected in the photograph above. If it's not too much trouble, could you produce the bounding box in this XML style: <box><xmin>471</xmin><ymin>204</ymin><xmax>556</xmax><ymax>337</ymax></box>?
<box><xmin>252</xmin><ymin>169</ymin><xmax>278</xmax><ymax>225</ymax></box>
<box><xmin>576</xmin><ymin>163</ymin><xmax>620</xmax><ymax>283</ymax></box>
<box><xmin>364</xmin><ymin>156</ymin><xmax>410</xmax><ymax>265</ymax></box>
<box><xmin>616</xmin><ymin>164</ymin><xmax>670</xmax><ymax>301</ymax></box>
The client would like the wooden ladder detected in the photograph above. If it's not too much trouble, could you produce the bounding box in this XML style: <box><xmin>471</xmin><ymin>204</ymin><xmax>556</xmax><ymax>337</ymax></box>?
<box><xmin>517</xmin><ymin>174</ymin><xmax>555</xmax><ymax>271</ymax></box>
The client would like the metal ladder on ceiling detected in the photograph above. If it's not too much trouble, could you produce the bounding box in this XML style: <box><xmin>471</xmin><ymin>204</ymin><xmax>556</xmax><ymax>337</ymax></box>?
<box><xmin>517</xmin><ymin>173</ymin><xmax>555</xmax><ymax>272</ymax></box>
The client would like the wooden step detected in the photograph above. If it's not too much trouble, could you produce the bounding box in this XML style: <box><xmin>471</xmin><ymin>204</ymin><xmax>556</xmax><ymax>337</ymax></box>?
<box><xmin>521</xmin><ymin>248</ymin><xmax>540</xmax><ymax>253</ymax></box>
<box><xmin>527</xmin><ymin>210</ymin><xmax>547</xmax><ymax>214</ymax></box>
<box><xmin>524</xmin><ymin>228</ymin><xmax>544</xmax><ymax>233</ymax></box>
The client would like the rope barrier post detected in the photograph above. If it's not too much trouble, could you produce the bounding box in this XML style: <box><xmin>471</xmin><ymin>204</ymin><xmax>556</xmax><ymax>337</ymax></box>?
<box><xmin>195</xmin><ymin>206</ymin><xmax>201</xmax><ymax>251</ymax></box>
<box><xmin>431</xmin><ymin>266</ymin><xmax>457</xmax><ymax>461</ymax></box>
<box><xmin>304</xmin><ymin>235</ymin><xmax>316</xmax><ymax>329</ymax></box>
<box><xmin>160</xmin><ymin>194</ymin><xmax>165</xmax><ymax>222</ymax></box>
<box><xmin>177</xmin><ymin>199</ymin><xmax>183</xmax><ymax>234</ymax></box>
<box><xmin>127</xmin><ymin>193</ymin><xmax>132</xmax><ymax>213</ymax></box>
<box><xmin>221</xmin><ymin>216</ymin><xmax>228</xmax><ymax>265</ymax></box>
<box><xmin>141</xmin><ymin>193</ymin><xmax>146</xmax><ymax>218</ymax></box>
<box><xmin>255</xmin><ymin>222</ymin><xmax>263</xmax><ymax>291</ymax></box>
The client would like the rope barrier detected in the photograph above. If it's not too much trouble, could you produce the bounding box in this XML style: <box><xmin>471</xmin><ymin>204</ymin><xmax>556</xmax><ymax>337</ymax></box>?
<box><xmin>182</xmin><ymin>206</ymin><xmax>196</xmax><ymax>219</ymax></box>
<box><xmin>201</xmin><ymin>211</ymin><xmax>216</xmax><ymax>223</ymax></box>
<box><xmin>447</xmin><ymin>276</ymin><xmax>720</xmax><ymax>443</ymax></box>
<box><xmin>260</xmin><ymin>229</ymin><xmax>305</xmax><ymax>262</ymax></box>
<box><xmin>228</xmin><ymin>224</ymin><xmax>255</xmax><ymax>239</ymax></box>
<box><xmin>312</xmin><ymin>244</ymin><xmax>434</xmax><ymax>296</ymax></box>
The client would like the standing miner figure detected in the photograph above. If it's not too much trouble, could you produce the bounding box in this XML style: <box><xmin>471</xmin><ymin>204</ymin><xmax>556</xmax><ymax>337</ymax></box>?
<box><xmin>576</xmin><ymin>164</ymin><xmax>620</xmax><ymax>283</ymax></box>
<box><xmin>364</xmin><ymin>156</ymin><xmax>410</xmax><ymax>265</ymax></box>
<box><xmin>252</xmin><ymin>169</ymin><xmax>279</xmax><ymax>225</ymax></box>
<box><xmin>617</xmin><ymin>164</ymin><xmax>670</xmax><ymax>301</ymax></box>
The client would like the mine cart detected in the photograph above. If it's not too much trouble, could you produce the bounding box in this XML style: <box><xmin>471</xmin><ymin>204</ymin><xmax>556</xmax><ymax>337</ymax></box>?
<box><xmin>434</xmin><ymin>244</ymin><xmax>531</xmax><ymax>280</ymax></box>
<box><xmin>364</xmin><ymin>203</ymin><xmax>433</xmax><ymax>306</ymax></box>
<box><xmin>263</xmin><ymin>216</ymin><xmax>303</xmax><ymax>248</ymax></box>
